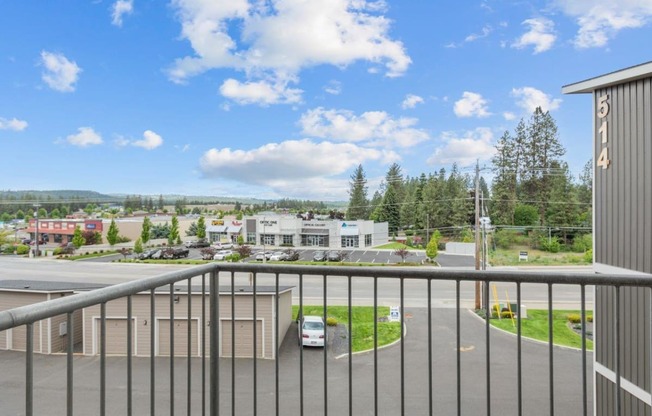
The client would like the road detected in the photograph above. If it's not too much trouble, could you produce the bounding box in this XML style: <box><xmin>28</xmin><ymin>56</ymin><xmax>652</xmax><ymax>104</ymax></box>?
<box><xmin>0</xmin><ymin>255</ymin><xmax>594</xmax><ymax>310</ymax></box>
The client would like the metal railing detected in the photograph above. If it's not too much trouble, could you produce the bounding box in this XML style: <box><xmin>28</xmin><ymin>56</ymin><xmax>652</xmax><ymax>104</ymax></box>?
<box><xmin>0</xmin><ymin>263</ymin><xmax>649</xmax><ymax>415</ymax></box>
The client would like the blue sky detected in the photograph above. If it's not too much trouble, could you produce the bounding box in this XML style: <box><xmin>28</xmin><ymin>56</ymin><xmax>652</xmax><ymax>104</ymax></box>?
<box><xmin>1</xmin><ymin>1</ymin><xmax>651</xmax><ymax>201</ymax></box>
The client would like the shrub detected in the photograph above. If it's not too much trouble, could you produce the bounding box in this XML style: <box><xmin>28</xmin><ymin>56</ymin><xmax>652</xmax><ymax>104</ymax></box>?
<box><xmin>226</xmin><ymin>253</ymin><xmax>241</xmax><ymax>262</ymax></box>
<box><xmin>501</xmin><ymin>311</ymin><xmax>514</xmax><ymax>319</ymax></box>
<box><xmin>404</xmin><ymin>229</ymin><xmax>414</xmax><ymax>236</ymax></box>
<box><xmin>567</xmin><ymin>314</ymin><xmax>581</xmax><ymax>324</ymax></box>
<box><xmin>2</xmin><ymin>244</ymin><xmax>15</xmax><ymax>254</ymax></box>
<box><xmin>326</xmin><ymin>317</ymin><xmax>338</xmax><ymax>326</ymax></box>
<box><xmin>539</xmin><ymin>236</ymin><xmax>561</xmax><ymax>253</ymax></box>
<box><xmin>493</xmin><ymin>229</ymin><xmax>525</xmax><ymax>250</ymax></box>
<box><xmin>16</xmin><ymin>244</ymin><xmax>30</xmax><ymax>255</ymax></box>
<box><xmin>116</xmin><ymin>235</ymin><xmax>131</xmax><ymax>243</ymax></box>
<box><xmin>572</xmin><ymin>234</ymin><xmax>593</xmax><ymax>253</ymax></box>
<box><xmin>584</xmin><ymin>249</ymin><xmax>593</xmax><ymax>263</ymax></box>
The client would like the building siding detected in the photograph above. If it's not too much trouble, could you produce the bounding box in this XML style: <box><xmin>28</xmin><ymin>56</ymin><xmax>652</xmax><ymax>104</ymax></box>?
<box><xmin>591</xmin><ymin>74</ymin><xmax>652</xmax><ymax>413</ymax></box>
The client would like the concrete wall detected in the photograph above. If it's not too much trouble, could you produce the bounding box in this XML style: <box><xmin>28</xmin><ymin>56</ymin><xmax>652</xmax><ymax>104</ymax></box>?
<box><xmin>445</xmin><ymin>242</ymin><xmax>475</xmax><ymax>256</ymax></box>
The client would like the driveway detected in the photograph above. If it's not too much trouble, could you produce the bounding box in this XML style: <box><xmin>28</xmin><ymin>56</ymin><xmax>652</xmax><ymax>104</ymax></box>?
<box><xmin>0</xmin><ymin>308</ymin><xmax>591</xmax><ymax>415</ymax></box>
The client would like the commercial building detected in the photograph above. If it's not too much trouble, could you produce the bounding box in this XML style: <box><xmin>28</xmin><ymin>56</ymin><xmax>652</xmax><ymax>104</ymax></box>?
<box><xmin>25</xmin><ymin>219</ymin><xmax>103</xmax><ymax>244</ymax></box>
<box><xmin>563</xmin><ymin>61</ymin><xmax>652</xmax><ymax>414</ymax></box>
<box><xmin>241</xmin><ymin>215</ymin><xmax>389</xmax><ymax>249</ymax></box>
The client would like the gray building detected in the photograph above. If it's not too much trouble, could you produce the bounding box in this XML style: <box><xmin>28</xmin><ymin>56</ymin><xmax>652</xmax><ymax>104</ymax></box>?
<box><xmin>564</xmin><ymin>61</ymin><xmax>652</xmax><ymax>414</ymax></box>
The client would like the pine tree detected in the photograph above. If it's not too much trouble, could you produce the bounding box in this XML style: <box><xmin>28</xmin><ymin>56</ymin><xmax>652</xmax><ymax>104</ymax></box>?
<box><xmin>197</xmin><ymin>216</ymin><xmax>206</xmax><ymax>240</ymax></box>
<box><xmin>107</xmin><ymin>219</ymin><xmax>119</xmax><ymax>246</ymax></box>
<box><xmin>169</xmin><ymin>216</ymin><xmax>180</xmax><ymax>246</ymax></box>
<box><xmin>346</xmin><ymin>164</ymin><xmax>369</xmax><ymax>220</ymax></box>
<box><xmin>491</xmin><ymin>131</ymin><xmax>518</xmax><ymax>225</ymax></box>
<box><xmin>381</xmin><ymin>186</ymin><xmax>400</xmax><ymax>235</ymax></box>
<box><xmin>141</xmin><ymin>216</ymin><xmax>152</xmax><ymax>244</ymax></box>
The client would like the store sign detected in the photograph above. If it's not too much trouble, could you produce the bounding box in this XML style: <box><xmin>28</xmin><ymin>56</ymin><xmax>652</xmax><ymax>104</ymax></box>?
<box><xmin>86</xmin><ymin>223</ymin><xmax>96</xmax><ymax>230</ymax></box>
<box><xmin>341</xmin><ymin>222</ymin><xmax>358</xmax><ymax>228</ymax></box>
<box><xmin>260</xmin><ymin>220</ymin><xmax>278</xmax><ymax>226</ymax></box>
<box><xmin>303</xmin><ymin>222</ymin><xmax>326</xmax><ymax>227</ymax></box>
<box><xmin>231</xmin><ymin>221</ymin><xmax>242</xmax><ymax>226</ymax></box>
<box><xmin>212</xmin><ymin>220</ymin><xmax>224</xmax><ymax>226</ymax></box>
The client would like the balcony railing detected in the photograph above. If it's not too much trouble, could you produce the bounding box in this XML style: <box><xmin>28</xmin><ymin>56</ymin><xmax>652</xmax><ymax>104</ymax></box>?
<box><xmin>0</xmin><ymin>263</ymin><xmax>649</xmax><ymax>415</ymax></box>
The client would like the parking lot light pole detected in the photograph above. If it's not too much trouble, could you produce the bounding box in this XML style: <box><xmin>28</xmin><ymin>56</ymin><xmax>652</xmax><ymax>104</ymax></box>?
<box><xmin>33</xmin><ymin>203</ymin><xmax>40</xmax><ymax>257</ymax></box>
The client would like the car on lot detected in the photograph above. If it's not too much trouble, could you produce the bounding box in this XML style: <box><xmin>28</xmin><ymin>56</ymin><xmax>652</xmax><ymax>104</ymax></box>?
<box><xmin>327</xmin><ymin>251</ymin><xmax>342</xmax><ymax>261</ymax></box>
<box><xmin>137</xmin><ymin>249</ymin><xmax>158</xmax><ymax>260</ymax></box>
<box><xmin>269</xmin><ymin>251</ymin><xmax>288</xmax><ymax>261</ymax></box>
<box><xmin>213</xmin><ymin>250</ymin><xmax>233</xmax><ymax>261</ymax></box>
<box><xmin>161</xmin><ymin>247</ymin><xmax>190</xmax><ymax>259</ymax></box>
<box><xmin>312</xmin><ymin>250</ymin><xmax>327</xmax><ymax>262</ymax></box>
<box><xmin>185</xmin><ymin>240</ymin><xmax>210</xmax><ymax>248</ymax></box>
<box><xmin>213</xmin><ymin>242</ymin><xmax>234</xmax><ymax>250</ymax></box>
<box><xmin>298</xmin><ymin>315</ymin><xmax>326</xmax><ymax>347</ymax></box>
<box><xmin>254</xmin><ymin>251</ymin><xmax>274</xmax><ymax>261</ymax></box>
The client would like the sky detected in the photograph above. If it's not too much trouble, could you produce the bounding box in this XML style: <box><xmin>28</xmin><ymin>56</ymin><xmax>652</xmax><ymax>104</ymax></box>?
<box><xmin>1</xmin><ymin>1</ymin><xmax>652</xmax><ymax>201</ymax></box>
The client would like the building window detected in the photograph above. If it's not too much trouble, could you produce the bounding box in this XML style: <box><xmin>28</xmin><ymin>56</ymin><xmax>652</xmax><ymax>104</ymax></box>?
<box><xmin>281</xmin><ymin>234</ymin><xmax>293</xmax><ymax>246</ymax></box>
<box><xmin>341</xmin><ymin>236</ymin><xmax>359</xmax><ymax>248</ymax></box>
<box><xmin>261</xmin><ymin>234</ymin><xmax>275</xmax><ymax>246</ymax></box>
<box><xmin>365</xmin><ymin>234</ymin><xmax>372</xmax><ymax>246</ymax></box>
<box><xmin>247</xmin><ymin>232</ymin><xmax>256</xmax><ymax>244</ymax></box>
<box><xmin>301</xmin><ymin>234</ymin><xmax>328</xmax><ymax>247</ymax></box>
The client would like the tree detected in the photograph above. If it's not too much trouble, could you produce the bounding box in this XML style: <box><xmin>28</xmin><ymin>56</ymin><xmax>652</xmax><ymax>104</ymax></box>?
<box><xmin>50</xmin><ymin>208</ymin><xmax>61</xmax><ymax>219</ymax></box>
<box><xmin>141</xmin><ymin>216</ymin><xmax>152</xmax><ymax>244</ymax></box>
<box><xmin>72</xmin><ymin>226</ymin><xmax>85</xmax><ymax>248</ymax></box>
<box><xmin>186</xmin><ymin>222</ymin><xmax>198</xmax><ymax>236</ymax></box>
<box><xmin>134</xmin><ymin>238</ymin><xmax>143</xmax><ymax>254</ymax></box>
<box><xmin>393</xmin><ymin>247</ymin><xmax>413</xmax><ymax>263</ymax></box>
<box><xmin>107</xmin><ymin>219</ymin><xmax>119</xmax><ymax>246</ymax></box>
<box><xmin>346</xmin><ymin>164</ymin><xmax>369</xmax><ymax>220</ymax></box>
<box><xmin>196</xmin><ymin>216</ymin><xmax>207</xmax><ymax>240</ymax></box>
<box><xmin>169</xmin><ymin>216</ymin><xmax>180</xmax><ymax>246</ymax></box>
<box><xmin>426</xmin><ymin>230</ymin><xmax>441</xmax><ymax>259</ymax></box>
<box><xmin>513</xmin><ymin>204</ymin><xmax>539</xmax><ymax>226</ymax></box>
<box><xmin>381</xmin><ymin>185</ymin><xmax>400</xmax><ymax>234</ymax></box>
<box><xmin>235</xmin><ymin>244</ymin><xmax>252</xmax><ymax>259</ymax></box>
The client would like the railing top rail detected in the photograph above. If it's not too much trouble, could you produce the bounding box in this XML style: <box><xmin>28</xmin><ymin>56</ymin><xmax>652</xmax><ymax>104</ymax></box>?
<box><xmin>1</xmin><ymin>262</ymin><xmax>651</xmax><ymax>331</ymax></box>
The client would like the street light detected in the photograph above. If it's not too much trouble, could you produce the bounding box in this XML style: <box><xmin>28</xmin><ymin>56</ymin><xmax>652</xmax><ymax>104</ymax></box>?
<box><xmin>33</xmin><ymin>203</ymin><xmax>40</xmax><ymax>257</ymax></box>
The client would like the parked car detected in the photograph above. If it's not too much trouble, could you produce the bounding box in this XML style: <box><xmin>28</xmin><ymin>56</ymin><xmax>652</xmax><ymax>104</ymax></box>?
<box><xmin>254</xmin><ymin>251</ymin><xmax>274</xmax><ymax>261</ymax></box>
<box><xmin>312</xmin><ymin>250</ymin><xmax>327</xmax><ymax>262</ymax></box>
<box><xmin>327</xmin><ymin>251</ymin><xmax>342</xmax><ymax>262</ymax></box>
<box><xmin>185</xmin><ymin>240</ymin><xmax>210</xmax><ymax>248</ymax></box>
<box><xmin>283</xmin><ymin>249</ymin><xmax>300</xmax><ymax>261</ymax></box>
<box><xmin>298</xmin><ymin>315</ymin><xmax>326</xmax><ymax>347</ymax></box>
<box><xmin>269</xmin><ymin>251</ymin><xmax>288</xmax><ymax>261</ymax></box>
<box><xmin>213</xmin><ymin>241</ymin><xmax>234</xmax><ymax>250</ymax></box>
<box><xmin>162</xmin><ymin>247</ymin><xmax>190</xmax><ymax>259</ymax></box>
<box><xmin>213</xmin><ymin>250</ymin><xmax>233</xmax><ymax>261</ymax></box>
<box><xmin>137</xmin><ymin>249</ymin><xmax>158</xmax><ymax>260</ymax></box>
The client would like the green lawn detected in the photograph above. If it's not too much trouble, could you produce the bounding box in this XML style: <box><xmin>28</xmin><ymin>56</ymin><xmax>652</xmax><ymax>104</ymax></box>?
<box><xmin>374</xmin><ymin>242</ymin><xmax>410</xmax><ymax>250</ymax></box>
<box><xmin>488</xmin><ymin>309</ymin><xmax>593</xmax><ymax>350</ymax></box>
<box><xmin>490</xmin><ymin>247</ymin><xmax>590</xmax><ymax>266</ymax></box>
<box><xmin>292</xmin><ymin>305</ymin><xmax>402</xmax><ymax>352</ymax></box>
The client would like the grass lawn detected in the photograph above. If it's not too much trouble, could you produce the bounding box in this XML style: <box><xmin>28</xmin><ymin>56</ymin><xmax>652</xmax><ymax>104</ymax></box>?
<box><xmin>64</xmin><ymin>251</ymin><xmax>119</xmax><ymax>260</ymax></box>
<box><xmin>292</xmin><ymin>305</ymin><xmax>401</xmax><ymax>352</ymax></box>
<box><xmin>490</xmin><ymin>246</ymin><xmax>590</xmax><ymax>266</ymax></box>
<box><xmin>487</xmin><ymin>309</ymin><xmax>593</xmax><ymax>350</ymax></box>
<box><xmin>374</xmin><ymin>242</ymin><xmax>410</xmax><ymax>250</ymax></box>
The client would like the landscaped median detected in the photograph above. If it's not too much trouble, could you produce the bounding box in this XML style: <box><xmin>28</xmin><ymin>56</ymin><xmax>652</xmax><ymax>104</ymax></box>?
<box><xmin>478</xmin><ymin>308</ymin><xmax>593</xmax><ymax>350</ymax></box>
<box><xmin>292</xmin><ymin>305</ymin><xmax>402</xmax><ymax>353</ymax></box>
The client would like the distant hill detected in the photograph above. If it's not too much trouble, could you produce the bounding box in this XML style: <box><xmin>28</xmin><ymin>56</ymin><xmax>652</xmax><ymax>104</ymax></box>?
<box><xmin>0</xmin><ymin>190</ymin><xmax>119</xmax><ymax>203</ymax></box>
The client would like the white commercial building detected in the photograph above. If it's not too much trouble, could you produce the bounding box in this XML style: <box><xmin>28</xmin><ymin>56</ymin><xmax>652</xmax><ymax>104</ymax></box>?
<box><xmin>242</xmin><ymin>215</ymin><xmax>388</xmax><ymax>249</ymax></box>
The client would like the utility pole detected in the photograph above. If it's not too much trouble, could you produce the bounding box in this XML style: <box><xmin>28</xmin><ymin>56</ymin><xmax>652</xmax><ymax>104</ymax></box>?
<box><xmin>474</xmin><ymin>161</ymin><xmax>481</xmax><ymax>309</ymax></box>
<box><xmin>33</xmin><ymin>203</ymin><xmax>41</xmax><ymax>258</ymax></box>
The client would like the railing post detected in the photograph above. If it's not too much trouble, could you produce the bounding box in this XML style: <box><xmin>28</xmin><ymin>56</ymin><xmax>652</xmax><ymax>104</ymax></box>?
<box><xmin>26</xmin><ymin>323</ymin><xmax>33</xmax><ymax>416</ymax></box>
<box><xmin>210</xmin><ymin>269</ymin><xmax>218</xmax><ymax>416</ymax></box>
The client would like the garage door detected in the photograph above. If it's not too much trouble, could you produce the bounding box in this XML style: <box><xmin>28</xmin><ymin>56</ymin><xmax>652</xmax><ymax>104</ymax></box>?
<box><xmin>95</xmin><ymin>319</ymin><xmax>136</xmax><ymax>355</ymax></box>
<box><xmin>221</xmin><ymin>320</ymin><xmax>263</xmax><ymax>358</ymax></box>
<box><xmin>158</xmin><ymin>319</ymin><xmax>199</xmax><ymax>357</ymax></box>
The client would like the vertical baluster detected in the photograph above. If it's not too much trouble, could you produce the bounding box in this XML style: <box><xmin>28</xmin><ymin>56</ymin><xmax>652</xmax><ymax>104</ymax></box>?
<box><xmin>209</xmin><ymin>270</ymin><xmax>219</xmax><ymax>415</ymax></box>
<box><xmin>548</xmin><ymin>284</ymin><xmax>554</xmax><ymax>416</ymax></box>
<box><xmin>101</xmin><ymin>303</ymin><xmax>106</xmax><ymax>416</ymax></box>
<box><xmin>484</xmin><ymin>281</ymin><xmax>491</xmax><ymax>416</ymax></box>
<box><xmin>67</xmin><ymin>312</ymin><xmax>74</xmax><ymax>416</ymax></box>
<box><xmin>187</xmin><ymin>278</ymin><xmax>192</xmax><ymax>416</ymax></box>
<box><xmin>253</xmin><ymin>272</ymin><xmax>257</xmax><ymax>416</ymax></box>
<box><xmin>150</xmin><ymin>289</ymin><xmax>156</xmax><ymax>416</ymax></box>
<box><xmin>202</xmin><ymin>273</ymin><xmax>206</xmax><ymax>416</ymax></box>
<box><xmin>26</xmin><ymin>323</ymin><xmax>33</xmax><ymax>416</ymax></box>
<box><xmin>374</xmin><ymin>276</ymin><xmax>378</xmax><ymax>416</ymax></box>
<box><xmin>299</xmin><ymin>274</ymin><xmax>304</xmax><ymax>416</ymax></box>
<box><xmin>127</xmin><ymin>296</ymin><xmax>133</xmax><ymax>416</ymax></box>
<box><xmin>428</xmin><ymin>278</ymin><xmax>432</xmax><ymax>416</ymax></box>
<box><xmin>517</xmin><ymin>283</ymin><xmax>522</xmax><ymax>416</ymax></box>
<box><xmin>275</xmin><ymin>273</ymin><xmax>280</xmax><ymax>416</ymax></box>
<box><xmin>581</xmin><ymin>285</ymin><xmax>587</xmax><ymax>416</ymax></box>
<box><xmin>400</xmin><ymin>278</ymin><xmax>405</xmax><ymax>416</ymax></box>
<box><xmin>348</xmin><ymin>275</ymin><xmax>353</xmax><ymax>416</ymax></box>
<box><xmin>456</xmin><ymin>280</ymin><xmax>461</xmax><ymax>416</ymax></box>
<box><xmin>323</xmin><ymin>273</ymin><xmax>328</xmax><ymax>416</ymax></box>
<box><xmin>614</xmin><ymin>285</ymin><xmax>621</xmax><ymax>416</ymax></box>
<box><xmin>170</xmin><ymin>284</ymin><xmax>175</xmax><ymax>416</ymax></box>
<box><xmin>231</xmin><ymin>272</ymin><xmax>235</xmax><ymax>416</ymax></box>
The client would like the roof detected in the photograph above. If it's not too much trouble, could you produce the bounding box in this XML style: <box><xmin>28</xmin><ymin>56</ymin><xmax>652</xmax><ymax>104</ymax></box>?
<box><xmin>0</xmin><ymin>280</ymin><xmax>293</xmax><ymax>296</ymax></box>
<box><xmin>562</xmin><ymin>61</ymin><xmax>652</xmax><ymax>94</ymax></box>
<box><xmin>0</xmin><ymin>280</ymin><xmax>108</xmax><ymax>293</ymax></box>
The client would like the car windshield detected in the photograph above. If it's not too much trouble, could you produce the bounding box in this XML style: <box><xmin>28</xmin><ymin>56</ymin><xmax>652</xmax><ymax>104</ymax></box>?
<box><xmin>303</xmin><ymin>321</ymin><xmax>324</xmax><ymax>330</ymax></box>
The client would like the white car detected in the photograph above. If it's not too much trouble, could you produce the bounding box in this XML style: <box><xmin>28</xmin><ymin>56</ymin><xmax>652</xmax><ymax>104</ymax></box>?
<box><xmin>254</xmin><ymin>251</ymin><xmax>273</xmax><ymax>261</ymax></box>
<box><xmin>213</xmin><ymin>242</ymin><xmax>234</xmax><ymax>250</ymax></box>
<box><xmin>298</xmin><ymin>315</ymin><xmax>325</xmax><ymax>347</ymax></box>
<box><xmin>213</xmin><ymin>250</ymin><xmax>233</xmax><ymax>261</ymax></box>
<box><xmin>269</xmin><ymin>251</ymin><xmax>288</xmax><ymax>261</ymax></box>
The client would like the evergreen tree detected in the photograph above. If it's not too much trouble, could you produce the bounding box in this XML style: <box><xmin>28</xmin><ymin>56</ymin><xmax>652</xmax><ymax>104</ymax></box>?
<box><xmin>545</xmin><ymin>162</ymin><xmax>581</xmax><ymax>241</ymax></box>
<box><xmin>491</xmin><ymin>131</ymin><xmax>518</xmax><ymax>225</ymax></box>
<box><xmin>368</xmin><ymin>190</ymin><xmax>383</xmax><ymax>221</ymax></box>
<box><xmin>381</xmin><ymin>185</ymin><xmax>400</xmax><ymax>234</ymax></box>
<box><xmin>197</xmin><ymin>216</ymin><xmax>206</xmax><ymax>240</ymax></box>
<box><xmin>141</xmin><ymin>216</ymin><xmax>152</xmax><ymax>244</ymax></box>
<box><xmin>158</xmin><ymin>194</ymin><xmax>164</xmax><ymax>210</ymax></box>
<box><xmin>107</xmin><ymin>219</ymin><xmax>119</xmax><ymax>246</ymax></box>
<box><xmin>346</xmin><ymin>164</ymin><xmax>369</xmax><ymax>220</ymax></box>
<box><xmin>169</xmin><ymin>216</ymin><xmax>180</xmax><ymax>246</ymax></box>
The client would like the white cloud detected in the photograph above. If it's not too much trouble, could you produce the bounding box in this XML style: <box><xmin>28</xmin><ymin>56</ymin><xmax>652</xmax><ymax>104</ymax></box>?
<box><xmin>324</xmin><ymin>80</ymin><xmax>342</xmax><ymax>95</ymax></box>
<box><xmin>299</xmin><ymin>107</ymin><xmax>429</xmax><ymax>148</ymax></box>
<box><xmin>111</xmin><ymin>0</ymin><xmax>134</xmax><ymax>26</ymax></box>
<box><xmin>428</xmin><ymin>128</ymin><xmax>495</xmax><ymax>167</ymax></box>
<box><xmin>219</xmin><ymin>78</ymin><xmax>302</xmax><ymax>105</ymax></box>
<box><xmin>511</xmin><ymin>87</ymin><xmax>562</xmax><ymax>113</ymax></box>
<box><xmin>169</xmin><ymin>0</ymin><xmax>410</xmax><ymax>104</ymax></box>
<box><xmin>40</xmin><ymin>51</ymin><xmax>82</xmax><ymax>92</ymax></box>
<box><xmin>401</xmin><ymin>94</ymin><xmax>424</xmax><ymax>109</ymax></box>
<box><xmin>465</xmin><ymin>25</ymin><xmax>492</xmax><ymax>42</ymax></box>
<box><xmin>511</xmin><ymin>17</ymin><xmax>556</xmax><ymax>54</ymax></box>
<box><xmin>66</xmin><ymin>127</ymin><xmax>103</xmax><ymax>147</ymax></box>
<box><xmin>0</xmin><ymin>117</ymin><xmax>28</xmax><ymax>131</ymax></box>
<box><xmin>503</xmin><ymin>111</ymin><xmax>516</xmax><ymax>121</ymax></box>
<box><xmin>132</xmin><ymin>130</ymin><xmax>163</xmax><ymax>150</ymax></box>
<box><xmin>454</xmin><ymin>92</ymin><xmax>491</xmax><ymax>118</ymax></box>
<box><xmin>552</xmin><ymin>0</ymin><xmax>652</xmax><ymax>48</ymax></box>
<box><xmin>199</xmin><ymin>139</ymin><xmax>399</xmax><ymax>192</ymax></box>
